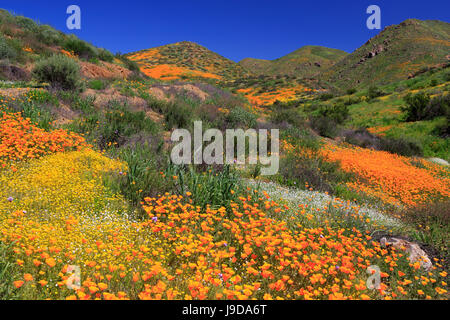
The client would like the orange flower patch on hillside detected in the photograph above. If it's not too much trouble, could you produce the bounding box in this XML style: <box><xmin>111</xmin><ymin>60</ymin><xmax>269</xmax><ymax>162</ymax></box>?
<box><xmin>367</xmin><ymin>125</ymin><xmax>393</xmax><ymax>136</ymax></box>
<box><xmin>0</xmin><ymin>112</ymin><xmax>87</xmax><ymax>169</ymax></box>
<box><xmin>140</xmin><ymin>64</ymin><xmax>221</xmax><ymax>81</ymax></box>
<box><xmin>322</xmin><ymin>144</ymin><xmax>450</xmax><ymax>207</ymax></box>
<box><xmin>238</xmin><ymin>85</ymin><xmax>314</xmax><ymax>106</ymax></box>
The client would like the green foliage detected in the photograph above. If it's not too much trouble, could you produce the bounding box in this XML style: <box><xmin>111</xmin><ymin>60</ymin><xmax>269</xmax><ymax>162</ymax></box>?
<box><xmin>164</xmin><ymin>101</ymin><xmax>193</xmax><ymax>130</ymax></box>
<box><xmin>98</xmin><ymin>49</ymin><xmax>114</xmax><ymax>63</ymax></box>
<box><xmin>88</xmin><ymin>79</ymin><xmax>106</xmax><ymax>90</ymax></box>
<box><xmin>116</xmin><ymin>54</ymin><xmax>141</xmax><ymax>72</ymax></box>
<box><xmin>14</xmin><ymin>16</ymin><xmax>38</xmax><ymax>32</ymax></box>
<box><xmin>225</xmin><ymin>107</ymin><xmax>257</xmax><ymax>128</ymax></box>
<box><xmin>367</xmin><ymin>86</ymin><xmax>385</xmax><ymax>100</ymax></box>
<box><xmin>63</xmin><ymin>37</ymin><xmax>98</xmax><ymax>60</ymax></box>
<box><xmin>0</xmin><ymin>36</ymin><xmax>18</xmax><ymax>60</ymax></box>
<box><xmin>168</xmin><ymin>164</ymin><xmax>242</xmax><ymax>210</ymax></box>
<box><xmin>398</xmin><ymin>201</ymin><xmax>450</xmax><ymax>259</ymax></box>
<box><xmin>32</xmin><ymin>55</ymin><xmax>81</xmax><ymax>90</ymax></box>
<box><xmin>344</xmin><ymin>128</ymin><xmax>423</xmax><ymax>157</ymax></box>
<box><xmin>37</xmin><ymin>25</ymin><xmax>63</xmax><ymax>46</ymax></box>
<box><xmin>106</xmin><ymin>144</ymin><xmax>171</xmax><ymax>208</ymax></box>
<box><xmin>346</xmin><ymin>88</ymin><xmax>357</xmax><ymax>95</ymax></box>
<box><xmin>402</xmin><ymin>93</ymin><xmax>449</xmax><ymax>122</ymax></box>
<box><xmin>0</xmin><ymin>242</ymin><xmax>16</xmax><ymax>299</ymax></box>
<box><xmin>269</xmin><ymin>106</ymin><xmax>304</xmax><ymax>128</ymax></box>
<box><xmin>278</xmin><ymin>144</ymin><xmax>351</xmax><ymax>194</ymax></box>
<box><xmin>309</xmin><ymin>103</ymin><xmax>349</xmax><ymax>138</ymax></box>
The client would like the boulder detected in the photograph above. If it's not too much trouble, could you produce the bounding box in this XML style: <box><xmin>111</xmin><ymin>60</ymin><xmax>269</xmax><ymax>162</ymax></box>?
<box><xmin>380</xmin><ymin>237</ymin><xmax>432</xmax><ymax>271</ymax></box>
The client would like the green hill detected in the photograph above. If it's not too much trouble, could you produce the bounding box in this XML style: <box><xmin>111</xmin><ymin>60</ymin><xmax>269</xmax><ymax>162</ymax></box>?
<box><xmin>320</xmin><ymin>19</ymin><xmax>450</xmax><ymax>90</ymax></box>
<box><xmin>239</xmin><ymin>45</ymin><xmax>348</xmax><ymax>77</ymax></box>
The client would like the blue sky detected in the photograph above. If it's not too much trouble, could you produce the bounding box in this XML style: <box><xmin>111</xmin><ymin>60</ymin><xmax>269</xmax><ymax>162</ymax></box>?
<box><xmin>1</xmin><ymin>0</ymin><xmax>449</xmax><ymax>62</ymax></box>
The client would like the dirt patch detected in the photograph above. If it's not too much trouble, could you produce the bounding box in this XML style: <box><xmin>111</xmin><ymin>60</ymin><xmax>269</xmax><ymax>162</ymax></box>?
<box><xmin>0</xmin><ymin>64</ymin><xmax>31</xmax><ymax>81</ymax></box>
<box><xmin>147</xmin><ymin>83</ymin><xmax>210</xmax><ymax>102</ymax></box>
<box><xmin>80</xmin><ymin>61</ymin><xmax>131</xmax><ymax>79</ymax></box>
<box><xmin>81</xmin><ymin>88</ymin><xmax>146</xmax><ymax>110</ymax></box>
<box><xmin>148</xmin><ymin>87</ymin><xmax>169</xmax><ymax>101</ymax></box>
<box><xmin>52</xmin><ymin>102</ymin><xmax>79</xmax><ymax>127</ymax></box>
<box><xmin>146</xmin><ymin>109</ymin><xmax>164</xmax><ymax>123</ymax></box>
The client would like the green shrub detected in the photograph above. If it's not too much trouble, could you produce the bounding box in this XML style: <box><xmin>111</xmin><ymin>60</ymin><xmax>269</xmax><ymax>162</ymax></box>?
<box><xmin>14</xmin><ymin>16</ymin><xmax>38</xmax><ymax>32</ymax></box>
<box><xmin>309</xmin><ymin>115</ymin><xmax>339</xmax><ymax>138</ymax></box>
<box><xmin>225</xmin><ymin>107</ymin><xmax>257</xmax><ymax>128</ymax></box>
<box><xmin>318</xmin><ymin>93</ymin><xmax>334</xmax><ymax>101</ymax></box>
<box><xmin>367</xmin><ymin>86</ymin><xmax>384</xmax><ymax>100</ymax></box>
<box><xmin>346</xmin><ymin>88</ymin><xmax>357</xmax><ymax>95</ymax></box>
<box><xmin>269</xmin><ymin>108</ymin><xmax>304</xmax><ymax>128</ymax></box>
<box><xmin>0</xmin><ymin>36</ymin><xmax>17</xmax><ymax>60</ymax></box>
<box><xmin>63</xmin><ymin>37</ymin><xmax>98</xmax><ymax>60</ymax></box>
<box><xmin>37</xmin><ymin>25</ymin><xmax>63</xmax><ymax>46</ymax></box>
<box><xmin>98</xmin><ymin>49</ymin><xmax>114</xmax><ymax>63</ymax></box>
<box><xmin>379</xmin><ymin>136</ymin><xmax>423</xmax><ymax>157</ymax></box>
<box><xmin>344</xmin><ymin>128</ymin><xmax>423</xmax><ymax>157</ymax></box>
<box><xmin>32</xmin><ymin>55</ymin><xmax>81</xmax><ymax>90</ymax></box>
<box><xmin>164</xmin><ymin>101</ymin><xmax>193</xmax><ymax>130</ymax></box>
<box><xmin>402</xmin><ymin>93</ymin><xmax>449</xmax><ymax>122</ymax></box>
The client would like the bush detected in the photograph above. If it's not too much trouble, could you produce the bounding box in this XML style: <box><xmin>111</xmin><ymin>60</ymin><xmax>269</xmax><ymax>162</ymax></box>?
<box><xmin>269</xmin><ymin>108</ymin><xmax>304</xmax><ymax>128</ymax></box>
<box><xmin>164</xmin><ymin>101</ymin><xmax>193</xmax><ymax>130</ymax></box>
<box><xmin>367</xmin><ymin>86</ymin><xmax>384</xmax><ymax>100</ymax></box>
<box><xmin>309</xmin><ymin>116</ymin><xmax>339</xmax><ymax>138</ymax></box>
<box><xmin>346</xmin><ymin>88</ymin><xmax>357</xmax><ymax>95</ymax></box>
<box><xmin>37</xmin><ymin>25</ymin><xmax>63</xmax><ymax>46</ymax></box>
<box><xmin>402</xmin><ymin>93</ymin><xmax>449</xmax><ymax>122</ymax></box>
<box><xmin>63</xmin><ymin>37</ymin><xmax>98</xmax><ymax>60</ymax></box>
<box><xmin>318</xmin><ymin>93</ymin><xmax>334</xmax><ymax>101</ymax></box>
<box><xmin>32</xmin><ymin>55</ymin><xmax>81</xmax><ymax>90</ymax></box>
<box><xmin>0</xmin><ymin>36</ymin><xmax>17</xmax><ymax>60</ymax></box>
<box><xmin>14</xmin><ymin>16</ymin><xmax>38</xmax><ymax>32</ymax></box>
<box><xmin>225</xmin><ymin>107</ymin><xmax>257</xmax><ymax>128</ymax></box>
<box><xmin>98</xmin><ymin>49</ymin><xmax>114</xmax><ymax>63</ymax></box>
<box><xmin>343</xmin><ymin>128</ymin><xmax>423</xmax><ymax>157</ymax></box>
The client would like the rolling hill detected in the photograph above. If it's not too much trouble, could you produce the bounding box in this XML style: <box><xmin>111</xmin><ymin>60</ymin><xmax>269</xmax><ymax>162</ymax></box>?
<box><xmin>126</xmin><ymin>41</ymin><xmax>251</xmax><ymax>81</ymax></box>
<box><xmin>320</xmin><ymin>19</ymin><xmax>450</xmax><ymax>90</ymax></box>
<box><xmin>239</xmin><ymin>45</ymin><xmax>348</xmax><ymax>77</ymax></box>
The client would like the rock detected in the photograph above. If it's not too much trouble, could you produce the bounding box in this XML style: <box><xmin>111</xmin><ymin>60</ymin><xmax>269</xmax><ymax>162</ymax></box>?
<box><xmin>380</xmin><ymin>237</ymin><xmax>432</xmax><ymax>271</ymax></box>
<box><xmin>314</xmin><ymin>62</ymin><xmax>321</xmax><ymax>67</ymax></box>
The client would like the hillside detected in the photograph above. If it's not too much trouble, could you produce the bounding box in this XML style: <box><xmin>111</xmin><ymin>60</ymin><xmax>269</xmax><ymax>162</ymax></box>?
<box><xmin>0</xmin><ymin>9</ymin><xmax>136</xmax><ymax>81</ymax></box>
<box><xmin>320</xmin><ymin>19</ymin><xmax>450</xmax><ymax>90</ymax></box>
<box><xmin>239</xmin><ymin>45</ymin><xmax>348</xmax><ymax>77</ymax></box>
<box><xmin>126</xmin><ymin>41</ymin><xmax>251</xmax><ymax>81</ymax></box>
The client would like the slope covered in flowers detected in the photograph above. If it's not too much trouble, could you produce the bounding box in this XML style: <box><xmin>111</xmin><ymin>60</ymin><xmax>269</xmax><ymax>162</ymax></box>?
<box><xmin>0</xmin><ymin>112</ymin><xmax>87</xmax><ymax>170</ymax></box>
<box><xmin>322</xmin><ymin>144</ymin><xmax>450</xmax><ymax>207</ymax></box>
<box><xmin>0</xmin><ymin>118</ymin><xmax>448</xmax><ymax>300</ymax></box>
